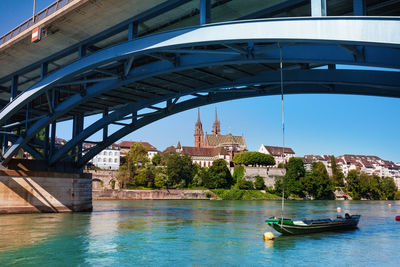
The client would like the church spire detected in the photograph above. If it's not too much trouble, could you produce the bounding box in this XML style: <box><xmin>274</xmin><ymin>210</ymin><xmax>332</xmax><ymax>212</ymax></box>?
<box><xmin>196</xmin><ymin>108</ymin><xmax>201</xmax><ymax>124</ymax></box>
<box><xmin>212</xmin><ymin>107</ymin><xmax>221</xmax><ymax>136</ymax></box>
<box><xmin>194</xmin><ymin>108</ymin><xmax>204</xmax><ymax>147</ymax></box>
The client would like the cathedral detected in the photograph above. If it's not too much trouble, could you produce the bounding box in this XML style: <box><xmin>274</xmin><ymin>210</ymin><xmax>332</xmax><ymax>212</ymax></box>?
<box><xmin>194</xmin><ymin>108</ymin><xmax>247</xmax><ymax>154</ymax></box>
<box><xmin>164</xmin><ymin>108</ymin><xmax>247</xmax><ymax>167</ymax></box>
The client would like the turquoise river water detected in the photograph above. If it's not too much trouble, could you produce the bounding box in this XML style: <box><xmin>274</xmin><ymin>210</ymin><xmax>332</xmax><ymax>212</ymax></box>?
<box><xmin>1</xmin><ymin>200</ymin><xmax>399</xmax><ymax>266</ymax></box>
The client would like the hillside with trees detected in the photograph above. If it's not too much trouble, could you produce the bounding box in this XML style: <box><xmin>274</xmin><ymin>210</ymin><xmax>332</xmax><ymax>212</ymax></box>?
<box><xmin>116</xmin><ymin>145</ymin><xmax>398</xmax><ymax>200</ymax></box>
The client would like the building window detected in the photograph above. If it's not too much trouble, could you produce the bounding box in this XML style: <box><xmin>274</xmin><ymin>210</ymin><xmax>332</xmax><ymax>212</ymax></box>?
<box><xmin>103</xmin><ymin>158</ymin><xmax>106</xmax><ymax>162</ymax></box>
<box><xmin>114</xmin><ymin>158</ymin><xmax>117</xmax><ymax>163</ymax></box>
<box><xmin>115</xmin><ymin>152</ymin><xmax>118</xmax><ymax>156</ymax></box>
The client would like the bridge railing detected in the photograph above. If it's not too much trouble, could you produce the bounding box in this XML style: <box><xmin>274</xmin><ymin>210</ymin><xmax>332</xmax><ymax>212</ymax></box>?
<box><xmin>0</xmin><ymin>0</ymin><xmax>73</xmax><ymax>46</ymax></box>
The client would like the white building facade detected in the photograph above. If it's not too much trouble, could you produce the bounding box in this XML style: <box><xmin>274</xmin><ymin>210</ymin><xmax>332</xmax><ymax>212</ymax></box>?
<box><xmin>259</xmin><ymin>144</ymin><xmax>295</xmax><ymax>167</ymax></box>
<box><xmin>91</xmin><ymin>145</ymin><xmax>120</xmax><ymax>170</ymax></box>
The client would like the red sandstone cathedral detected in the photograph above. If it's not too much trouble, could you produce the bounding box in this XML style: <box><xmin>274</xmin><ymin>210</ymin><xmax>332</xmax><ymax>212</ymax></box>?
<box><xmin>194</xmin><ymin>108</ymin><xmax>246</xmax><ymax>155</ymax></box>
<box><xmin>164</xmin><ymin>108</ymin><xmax>246</xmax><ymax>167</ymax></box>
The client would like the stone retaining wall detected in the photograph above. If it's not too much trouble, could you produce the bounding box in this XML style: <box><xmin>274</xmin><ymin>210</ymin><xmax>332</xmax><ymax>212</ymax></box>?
<box><xmin>88</xmin><ymin>170</ymin><xmax>118</xmax><ymax>190</ymax></box>
<box><xmin>242</xmin><ymin>167</ymin><xmax>285</xmax><ymax>187</ymax></box>
<box><xmin>93</xmin><ymin>189</ymin><xmax>211</xmax><ymax>200</ymax></box>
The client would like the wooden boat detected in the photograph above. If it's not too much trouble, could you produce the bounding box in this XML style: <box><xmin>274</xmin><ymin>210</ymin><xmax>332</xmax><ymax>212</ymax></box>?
<box><xmin>265</xmin><ymin>213</ymin><xmax>361</xmax><ymax>235</ymax></box>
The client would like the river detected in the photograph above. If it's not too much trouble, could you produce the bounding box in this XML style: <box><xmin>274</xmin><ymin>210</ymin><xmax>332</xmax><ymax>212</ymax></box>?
<box><xmin>0</xmin><ymin>200</ymin><xmax>399</xmax><ymax>266</ymax></box>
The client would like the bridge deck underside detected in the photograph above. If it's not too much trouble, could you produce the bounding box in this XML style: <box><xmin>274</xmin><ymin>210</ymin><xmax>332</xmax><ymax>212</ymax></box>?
<box><xmin>1</xmin><ymin>16</ymin><xmax>400</xmax><ymax>168</ymax></box>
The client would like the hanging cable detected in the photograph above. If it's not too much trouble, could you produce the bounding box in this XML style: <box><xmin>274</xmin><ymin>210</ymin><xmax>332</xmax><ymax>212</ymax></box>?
<box><xmin>279</xmin><ymin>43</ymin><xmax>285</xmax><ymax>225</ymax></box>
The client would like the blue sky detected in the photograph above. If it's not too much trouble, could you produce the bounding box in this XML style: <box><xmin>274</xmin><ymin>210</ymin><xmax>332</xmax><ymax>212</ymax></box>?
<box><xmin>1</xmin><ymin>1</ymin><xmax>400</xmax><ymax>163</ymax></box>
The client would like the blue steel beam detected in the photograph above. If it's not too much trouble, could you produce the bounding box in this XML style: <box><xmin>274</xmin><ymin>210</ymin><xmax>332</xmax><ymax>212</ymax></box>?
<box><xmin>200</xmin><ymin>0</ymin><xmax>211</xmax><ymax>25</ymax></box>
<box><xmin>353</xmin><ymin>0</ymin><xmax>366</xmax><ymax>16</ymax></box>
<box><xmin>1</xmin><ymin>17</ymin><xmax>400</xmax><ymax>127</ymax></box>
<box><xmin>10</xmin><ymin>76</ymin><xmax>18</xmax><ymax>101</ymax></box>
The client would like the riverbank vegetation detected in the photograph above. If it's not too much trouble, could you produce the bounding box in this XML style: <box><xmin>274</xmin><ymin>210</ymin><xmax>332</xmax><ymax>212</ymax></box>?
<box><xmin>116</xmin><ymin>144</ymin><xmax>398</xmax><ymax>200</ymax></box>
<box><xmin>276</xmin><ymin>156</ymin><xmax>398</xmax><ymax>200</ymax></box>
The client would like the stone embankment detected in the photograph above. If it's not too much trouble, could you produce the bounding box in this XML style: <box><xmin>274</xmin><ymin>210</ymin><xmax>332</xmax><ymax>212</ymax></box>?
<box><xmin>0</xmin><ymin>169</ymin><xmax>92</xmax><ymax>214</ymax></box>
<box><xmin>93</xmin><ymin>189</ymin><xmax>212</xmax><ymax>200</ymax></box>
<box><xmin>241</xmin><ymin>166</ymin><xmax>285</xmax><ymax>186</ymax></box>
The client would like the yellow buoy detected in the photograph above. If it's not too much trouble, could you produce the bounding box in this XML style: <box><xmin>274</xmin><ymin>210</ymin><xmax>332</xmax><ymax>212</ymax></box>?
<box><xmin>264</xmin><ymin>232</ymin><xmax>274</xmax><ymax>240</ymax></box>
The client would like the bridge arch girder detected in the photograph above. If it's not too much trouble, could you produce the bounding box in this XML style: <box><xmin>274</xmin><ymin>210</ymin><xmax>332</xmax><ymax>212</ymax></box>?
<box><xmin>1</xmin><ymin>17</ymin><xmax>400</xmax><ymax>165</ymax></box>
<box><xmin>1</xmin><ymin>17</ymin><xmax>400</xmax><ymax>125</ymax></box>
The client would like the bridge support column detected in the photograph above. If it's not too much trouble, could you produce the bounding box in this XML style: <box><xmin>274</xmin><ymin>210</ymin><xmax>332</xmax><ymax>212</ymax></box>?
<box><xmin>353</xmin><ymin>0</ymin><xmax>366</xmax><ymax>16</ymax></box>
<box><xmin>311</xmin><ymin>0</ymin><xmax>327</xmax><ymax>16</ymax></box>
<box><xmin>200</xmin><ymin>0</ymin><xmax>211</xmax><ymax>25</ymax></box>
<box><xmin>0</xmin><ymin>160</ymin><xmax>92</xmax><ymax>214</ymax></box>
<box><xmin>128</xmin><ymin>22</ymin><xmax>138</xmax><ymax>41</ymax></box>
<box><xmin>102</xmin><ymin>108</ymin><xmax>108</xmax><ymax>142</ymax></box>
<box><xmin>72</xmin><ymin>113</ymin><xmax>84</xmax><ymax>162</ymax></box>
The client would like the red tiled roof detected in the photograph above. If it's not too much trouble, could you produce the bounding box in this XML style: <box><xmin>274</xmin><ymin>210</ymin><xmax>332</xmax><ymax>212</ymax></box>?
<box><xmin>55</xmin><ymin>137</ymin><xmax>66</xmax><ymax>144</ymax></box>
<box><xmin>336</xmin><ymin>158</ymin><xmax>345</xmax><ymax>164</ymax></box>
<box><xmin>118</xmin><ymin>141</ymin><xmax>157</xmax><ymax>151</ymax></box>
<box><xmin>181</xmin><ymin>146</ymin><xmax>228</xmax><ymax>157</ymax></box>
<box><xmin>322</xmin><ymin>155</ymin><xmax>332</xmax><ymax>161</ymax></box>
<box><xmin>162</xmin><ymin>146</ymin><xmax>176</xmax><ymax>154</ymax></box>
<box><xmin>263</xmin><ymin>145</ymin><xmax>295</xmax><ymax>156</ymax></box>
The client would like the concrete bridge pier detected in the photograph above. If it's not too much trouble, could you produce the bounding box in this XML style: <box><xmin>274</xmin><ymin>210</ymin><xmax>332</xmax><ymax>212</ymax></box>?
<box><xmin>0</xmin><ymin>160</ymin><xmax>92</xmax><ymax>214</ymax></box>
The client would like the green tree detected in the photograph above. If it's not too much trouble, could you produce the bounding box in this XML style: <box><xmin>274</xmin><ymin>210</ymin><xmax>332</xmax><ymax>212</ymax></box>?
<box><xmin>254</xmin><ymin>175</ymin><xmax>266</xmax><ymax>190</ymax></box>
<box><xmin>283</xmin><ymin>157</ymin><xmax>305</xmax><ymax>196</ymax></box>
<box><xmin>127</xmin><ymin>142</ymin><xmax>149</xmax><ymax>167</ymax></box>
<box><xmin>232</xmin><ymin>166</ymin><xmax>245</xmax><ymax>184</ymax></box>
<box><xmin>192</xmin><ymin>167</ymin><xmax>209</xmax><ymax>187</ymax></box>
<box><xmin>134</xmin><ymin>166</ymin><xmax>156</xmax><ymax>187</ymax></box>
<box><xmin>273</xmin><ymin>176</ymin><xmax>285</xmax><ymax>196</ymax></box>
<box><xmin>359</xmin><ymin>173</ymin><xmax>382</xmax><ymax>200</ymax></box>
<box><xmin>307</xmin><ymin>162</ymin><xmax>334</xmax><ymax>199</ymax></box>
<box><xmin>117</xmin><ymin>142</ymin><xmax>149</xmax><ymax>187</ymax></box>
<box><xmin>152</xmin><ymin>152</ymin><xmax>162</xmax><ymax>166</ymax></box>
<box><xmin>380</xmin><ymin>176</ymin><xmax>397</xmax><ymax>200</ymax></box>
<box><xmin>331</xmin><ymin>156</ymin><xmax>345</xmax><ymax>187</ymax></box>
<box><xmin>233</xmin><ymin>152</ymin><xmax>275</xmax><ymax>166</ymax></box>
<box><xmin>116</xmin><ymin>164</ymin><xmax>131</xmax><ymax>188</ymax></box>
<box><xmin>205</xmin><ymin>159</ymin><xmax>233</xmax><ymax>189</ymax></box>
<box><xmin>154</xmin><ymin>172</ymin><xmax>167</xmax><ymax>189</ymax></box>
<box><xmin>238</xmin><ymin>178</ymin><xmax>254</xmax><ymax>190</ymax></box>
<box><xmin>166</xmin><ymin>152</ymin><xmax>194</xmax><ymax>187</ymax></box>
<box><xmin>346</xmin><ymin>170</ymin><xmax>361</xmax><ymax>200</ymax></box>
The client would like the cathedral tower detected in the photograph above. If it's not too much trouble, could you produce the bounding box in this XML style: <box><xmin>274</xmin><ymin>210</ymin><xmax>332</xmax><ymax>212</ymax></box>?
<box><xmin>194</xmin><ymin>108</ymin><xmax>204</xmax><ymax>147</ymax></box>
<box><xmin>211</xmin><ymin>108</ymin><xmax>221</xmax><ymax>136</ymax></box>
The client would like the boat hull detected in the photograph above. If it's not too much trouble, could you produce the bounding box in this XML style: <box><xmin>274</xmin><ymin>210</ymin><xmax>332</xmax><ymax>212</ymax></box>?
<box><xmin>266</xmin><ymin>215</ymin><xmax>361</xmax><ymax>235</ymax></box>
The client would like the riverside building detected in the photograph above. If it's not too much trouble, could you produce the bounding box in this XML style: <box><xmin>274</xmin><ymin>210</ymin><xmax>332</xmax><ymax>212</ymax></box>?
<box><xmin>91</xmin><ymin>144</ymin><xmax>120</xmax><ymax>170</ymax></box>
<box><xmin>258</xmin><ymin>144</ymin><xmax>296</xmax><ymax>167</ymax></box>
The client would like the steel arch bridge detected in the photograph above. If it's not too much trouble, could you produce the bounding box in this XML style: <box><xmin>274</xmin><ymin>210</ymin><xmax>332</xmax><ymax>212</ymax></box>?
<box><xmin>1</xmin><ymin>1</ymin><xmax>400</xmax><ymax>169</ymax></box>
